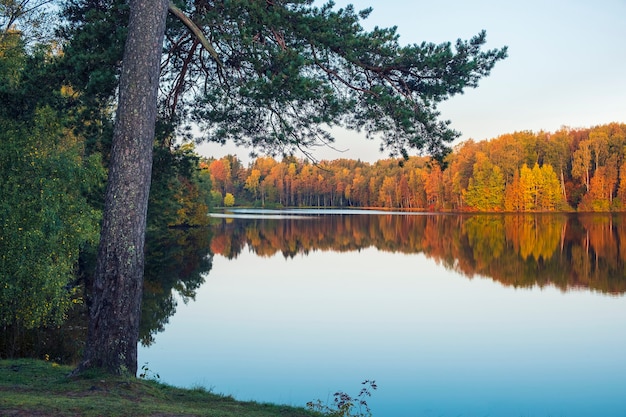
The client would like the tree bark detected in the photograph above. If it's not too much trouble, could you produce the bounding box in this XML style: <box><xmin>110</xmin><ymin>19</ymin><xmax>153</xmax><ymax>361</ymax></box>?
<box><xmin>78</xmin><ymin>0</ymin><xmax>168</xmax><ymax>375</ymax></box>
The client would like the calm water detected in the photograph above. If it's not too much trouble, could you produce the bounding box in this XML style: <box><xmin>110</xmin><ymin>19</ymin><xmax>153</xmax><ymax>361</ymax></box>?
<box><xmin>138</xmin><ymin>211</ymin><xmax>626</xmax><ymax>417</ymax></box>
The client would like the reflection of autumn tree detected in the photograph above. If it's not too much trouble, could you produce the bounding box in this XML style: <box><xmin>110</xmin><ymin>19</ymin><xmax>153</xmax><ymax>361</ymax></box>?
<box><xmin>209</xmin><ymin>214</ymin><xmax>626</xmax><ymax>294</ymax></box>
<box><xmin>577</xmin><ymin>215</ymin><xmax>619</xmax><ymax>274</ymax></box>
<box><xmin>463</xmin><ymin>216</ymin><xmax>505</xmax><ymax>270</ymax></box>
<box><xmin>505</xmin><ymin>215</ymin><xmax>562</xmax><ymax>262</ymax></box>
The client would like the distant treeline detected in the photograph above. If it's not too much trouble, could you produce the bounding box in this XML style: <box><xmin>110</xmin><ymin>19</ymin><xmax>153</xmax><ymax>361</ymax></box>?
<box><xmin>203</xmin><ymin>123</ymin><xmax>626</xmax><ymax>212</ymax></box>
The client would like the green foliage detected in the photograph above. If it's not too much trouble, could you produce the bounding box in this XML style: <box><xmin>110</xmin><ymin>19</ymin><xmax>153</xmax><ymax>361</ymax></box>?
<box><xmin>0</xmin><ymin>32</ymin><xmax>65</xmax><ymax>122</ymax></box>
<box><xmin>58</xmin><ymin>0</ymin><xmax>128</xmax><ymax>103</ymax></box>
<box><xmin>158</xmin><ymin>1</ymin><xmax>507</xmax><ymax>160</ymax></box>
<box><xmin>307</xmin><ymin>380</ymin><xmax>377</xmax><ymax>417</ymax></box>
<box><xmin>0</xmin><ymin>17</ymin><xmax>106</xmax><ymax>346</ymax></box>
<box><xmin>211</xmin><ymin>190</ymin><xmax>223</xmax><ymax>207</ymax></box>
<box><xmin>462</xmin><ymin>153</ymin><xmax>504</xmax><ymax>211</ymax></box>
<box><xmin>138</xmin><ymin>363</ymin><xmax>160</xmax><ymax>381</ymax></box>
<box><xmin>56</xmin><ymin>0</ymin><xmax>128</xmax><ymax>159</ymax></box>
<box><xmin>148</xmin><ymin>144</ymin><xmax>212</xmax><ymax>228</ymax></box>
<box><xmin>0</xmin><ymin>107</ymin><xmax>104</xmax><ymax>328</ymax></box>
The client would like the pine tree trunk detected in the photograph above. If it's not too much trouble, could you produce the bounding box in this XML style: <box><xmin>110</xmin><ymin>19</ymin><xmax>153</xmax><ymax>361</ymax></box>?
<box><xmin>78</xmin><ymin>0</ymin><xmax>168</xmax><ymax>375</ymax></box>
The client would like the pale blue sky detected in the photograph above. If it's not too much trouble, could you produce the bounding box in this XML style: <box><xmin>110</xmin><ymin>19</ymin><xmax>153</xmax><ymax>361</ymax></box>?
<box><xmin>199</xmin><ymin>0</ymin><xmax>626</xmax><ymax>163</ymax></box>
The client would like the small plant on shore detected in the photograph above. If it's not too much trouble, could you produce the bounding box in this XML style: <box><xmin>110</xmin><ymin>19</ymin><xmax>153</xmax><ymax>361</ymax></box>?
<box><xmin>306</xmin><ymin>380</ymin><xmax>377</xmax><ymax>417</ymax></box>
<box><xmin>138</xmin><ymin>362</ymin><xmax>160</xmax><ymax>381</ymax></box>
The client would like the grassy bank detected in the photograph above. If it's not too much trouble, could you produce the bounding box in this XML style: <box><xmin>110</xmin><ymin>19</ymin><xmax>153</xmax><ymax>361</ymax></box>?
<box><xmin>0</xmin><ymin>359</ymin><xmax>322</xmax><ymax>417</ymax></box>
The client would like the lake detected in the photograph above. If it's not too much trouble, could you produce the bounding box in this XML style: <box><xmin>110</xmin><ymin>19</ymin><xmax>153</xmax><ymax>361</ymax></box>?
<box><xmin>138</xmin><ymin>210</ymin><xmax>626</xmax><ymax>417</ymax></box>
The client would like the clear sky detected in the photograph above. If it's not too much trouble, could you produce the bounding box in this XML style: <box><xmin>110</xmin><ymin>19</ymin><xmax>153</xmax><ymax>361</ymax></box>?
<box><xmin>197</xmin><ymin>0</ymin><xmax>626</xmax><ymax>164</ymax></box>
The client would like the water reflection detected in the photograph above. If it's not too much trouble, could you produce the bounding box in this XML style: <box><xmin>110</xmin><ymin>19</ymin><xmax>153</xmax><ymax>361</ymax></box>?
<box><xmin>139</xmin><ymin>212</ymin><xmax>626</xmax><ymax>417</ymax></box>
<box><xmin>140</xmin><ymin>227</ymin><xmax>213</xmax><ymax>346</ymax></box>
<box><xmin>210</xmin><ymin>213</ymin><xmax>626</xmax><ymax>295</ymax></box>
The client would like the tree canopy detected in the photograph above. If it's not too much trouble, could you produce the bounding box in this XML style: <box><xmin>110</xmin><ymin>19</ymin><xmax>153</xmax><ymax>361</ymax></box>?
<box><xmin>160</xmin><ymin>1</ymin><xmax>507</xmax><ymax>161</ymax></box>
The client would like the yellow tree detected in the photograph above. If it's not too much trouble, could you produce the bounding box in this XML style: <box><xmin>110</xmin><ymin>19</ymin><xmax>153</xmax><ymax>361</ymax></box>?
<box><xmin>286</xmin><ymin>162</ymin><xmax>298</xmax><ymax>206</ymax></box>
<box><xmin>379</xmin><ymin>176</ymin><xmax>396</xmax><ymax>207</ymax></box>
<box><xmin>350</xmin><ymin>168</ymin><xmax>368</xmax><ymax>206</ymax></box>
<box><xmin>409</xmin><ymin>168</ymin><xmax>427</xmax><ymax>209</ymax></box>
<box><xmin>223</xmin><ymin>192</ymin><xmax>235</xmax><ymax>207</ymax></box>
<box><xmin>604</xmin><ymin>153</ymin><xmax>619</xmax><ymax>206</ymax></box>
<box><xmin>397</xmin><ymin>174</ymin><xmax>411</xmax><ymax>208</ymax></box>
<box><xmin>536</xmin><ymin>163</ymin><xmax>563</xmax><ymax>211</ymax></box>
<box><xmin>519</xmin><ymin>163</ymin><xmax>535</xmax><ymax>211</ymax></box>
<box><xmin>244</xmin><ymin>168</ymin><xmax>261</xmax><ymax>202</ymax></box>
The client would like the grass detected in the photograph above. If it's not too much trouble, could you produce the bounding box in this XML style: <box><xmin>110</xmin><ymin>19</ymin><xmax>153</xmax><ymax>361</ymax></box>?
<box><xmin>0</xmin><ymin>359</ymin><xmax>323</xmax><ymax>417</ymax></box>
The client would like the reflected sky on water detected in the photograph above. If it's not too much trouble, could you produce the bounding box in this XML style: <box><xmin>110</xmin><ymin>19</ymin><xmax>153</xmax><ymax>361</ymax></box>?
<box><xmin>139</xmin><ymin>239</ymin><xmax>626</xmax><ymax>417</ymax></box>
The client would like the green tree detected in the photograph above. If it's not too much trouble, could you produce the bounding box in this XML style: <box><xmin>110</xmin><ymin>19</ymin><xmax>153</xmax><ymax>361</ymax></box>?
<box><xmin>0</xmin><ymin>28</ymin><xmax>105</xmax><ymax>332</ymax></box>
<box><xmin>0</xmin><ymin>27</ymin><xmax>24</xmax><ymax>88</ymax></box>
<box><xmin>0</xmin><ymin>107</ymin><xmax>104</xmax><ymax>329</ymax></box>
<box><xmin>70</xmin><ymin>0</ymin><xmax>507</xmax><ymax>374</ymax></box>
<box><xmin>463</xmin><ymin>153</ymin><xmax>504</xmax><ymax>211</ymax></box>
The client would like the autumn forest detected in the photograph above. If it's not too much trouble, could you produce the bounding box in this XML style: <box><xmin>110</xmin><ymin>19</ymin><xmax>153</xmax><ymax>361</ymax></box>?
<box><xmin>202</xmin><ymin>123</ymin><xmax>626</xmax><ymax>213</ymax></box>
